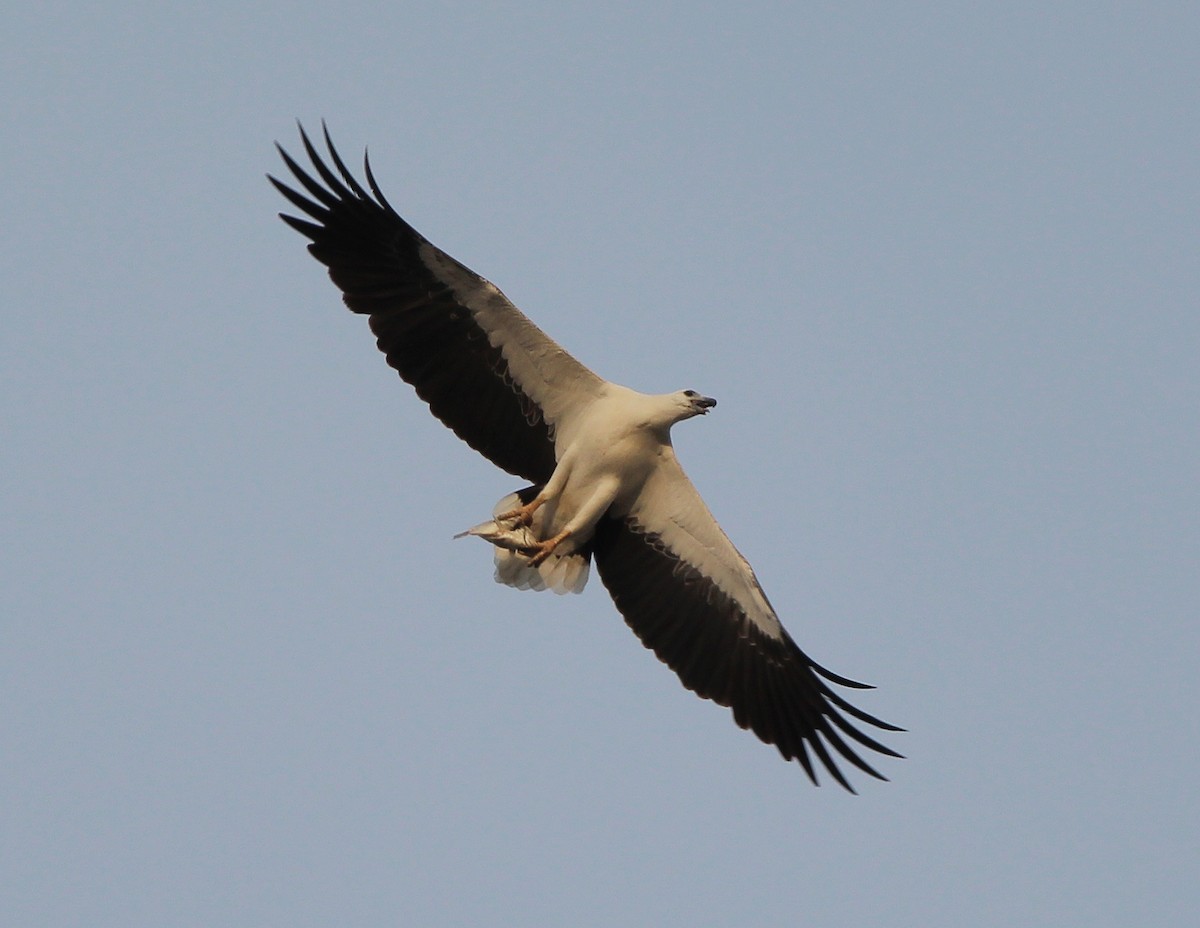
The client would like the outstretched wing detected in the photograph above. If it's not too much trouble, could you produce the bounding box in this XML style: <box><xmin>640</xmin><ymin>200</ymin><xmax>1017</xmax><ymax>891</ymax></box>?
<box><xmin>270</xmin><ymin>123</ymin><xmax>605</xmax><ymax>483</ymax></box>
<box><xmin>592</xmin><ymin>449</ymin><xmax>902</xmax><ymax>791</ymax></box>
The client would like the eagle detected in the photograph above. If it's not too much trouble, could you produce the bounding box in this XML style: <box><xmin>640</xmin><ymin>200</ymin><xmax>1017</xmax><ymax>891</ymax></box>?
<box><xmin>270</xmin><ymin>124</ymin><xmax>902</xmax><ymax>791</ymax></box>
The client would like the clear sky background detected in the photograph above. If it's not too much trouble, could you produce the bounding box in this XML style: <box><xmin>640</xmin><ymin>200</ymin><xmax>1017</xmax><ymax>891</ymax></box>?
<box><xmin>4</xmin><ymin>3</ymin><xmax>1197</xmax><ymax>926</ymax></box>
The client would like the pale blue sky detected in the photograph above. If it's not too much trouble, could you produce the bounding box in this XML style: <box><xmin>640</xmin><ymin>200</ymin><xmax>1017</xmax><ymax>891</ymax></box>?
<box><xmin>4</xmin><ymin>3</ymin><xmax>1197</xmax><ymax>925</ymax></box>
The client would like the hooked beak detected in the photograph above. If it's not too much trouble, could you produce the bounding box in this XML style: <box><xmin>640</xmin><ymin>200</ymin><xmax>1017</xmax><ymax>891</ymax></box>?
<box><xmin>697</xmin><ymin>395</ymin><xmax>717</xmax><ymax>414</ymax></box>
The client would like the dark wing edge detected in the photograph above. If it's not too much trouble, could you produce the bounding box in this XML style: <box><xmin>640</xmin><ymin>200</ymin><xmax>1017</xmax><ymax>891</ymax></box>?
<box><xmin>269</xmin><ymin>121</ymin><xmax>557</xmax><ymax>484</ymax></box>
<box><xmin>592</xmin><ymin>516</ymin><xmax>904</xmax><ymax>793</ymax></box>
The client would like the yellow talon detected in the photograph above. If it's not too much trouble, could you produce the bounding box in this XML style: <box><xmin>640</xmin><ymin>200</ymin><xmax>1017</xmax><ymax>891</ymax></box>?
<box><xmin>497</xmin><ymin>495</ymin><xmax>545</xmax><ymax>528</ymax></box>
<box><xmin>527</xmin><ymin>529</ymin><xmax>572</xmax><ymax>567</ymax></box>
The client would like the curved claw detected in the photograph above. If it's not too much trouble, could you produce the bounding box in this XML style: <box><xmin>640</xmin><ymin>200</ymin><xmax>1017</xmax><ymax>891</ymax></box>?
<box><xmin>527</xmin><ymin>529</ymin><xmax>572</xmax><ymax>567</ymax></box>
<box><xmin>497</xmin><ymin>494</ymin><xmax>544</xmax><ymax>528</ymax></box>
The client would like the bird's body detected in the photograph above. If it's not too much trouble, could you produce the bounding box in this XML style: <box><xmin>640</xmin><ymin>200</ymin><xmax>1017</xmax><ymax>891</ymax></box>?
<box><xmin>271</xmin><ymin>124</ymin><xmax>902</xmax><ymax>791</ymax></box>
<box><xmin>462</xmin><ymin>385</ymin><xmax>716</xmax><ymax>594</ymax></box>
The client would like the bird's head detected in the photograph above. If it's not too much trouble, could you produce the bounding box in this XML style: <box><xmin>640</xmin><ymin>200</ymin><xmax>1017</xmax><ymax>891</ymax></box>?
<box><xmin>673</xmin><ymin>389</ymin><xmax>717</xmax><ymax>421</ymax></box>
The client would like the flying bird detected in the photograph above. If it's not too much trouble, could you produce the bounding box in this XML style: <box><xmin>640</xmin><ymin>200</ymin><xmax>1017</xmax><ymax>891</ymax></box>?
<box><xmin>270</xmin><ymin>124</ymin><xmax>902</xmax><ymax>791</ymax></box>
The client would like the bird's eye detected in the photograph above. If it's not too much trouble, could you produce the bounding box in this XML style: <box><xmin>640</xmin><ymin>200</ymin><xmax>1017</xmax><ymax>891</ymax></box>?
<box><xmin>683</xmin><ymin>390</ymin><xmax>698</xmax><ymax>398</ymax></box>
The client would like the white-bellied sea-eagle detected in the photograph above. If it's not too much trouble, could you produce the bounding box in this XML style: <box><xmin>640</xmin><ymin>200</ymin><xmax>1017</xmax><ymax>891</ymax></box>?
<box><xmin>270</xmin><ymin>124</ymin><xmax>902</xmax><ymax>791</ymax></box>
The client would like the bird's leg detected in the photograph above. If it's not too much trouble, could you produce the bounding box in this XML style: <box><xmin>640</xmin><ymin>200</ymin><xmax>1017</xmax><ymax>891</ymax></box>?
<box><xmin>527</xmin><ymin>529</ymin><xmax>572</xmax><ymax>567</ymax></box>
<box><xmin>496</xmin><ymin>493</ymin><xmax>545</xmax><ymax>528</ymax></box>
<box><xmin>501</xmin><ymin>455</ymin><xmax>576</xmax><ymax>528</ymax></box>
<box><xmin>525</xmin><ymin>477</ymin><xmax>618</xmax><ymax>567</ymax></box>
